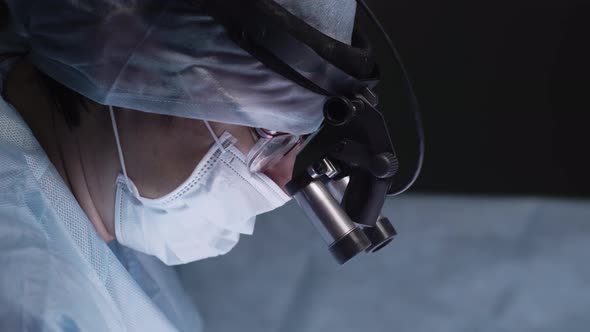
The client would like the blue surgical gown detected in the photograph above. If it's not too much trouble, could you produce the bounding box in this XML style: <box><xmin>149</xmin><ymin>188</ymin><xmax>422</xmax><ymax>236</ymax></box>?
<box><xmin>0</xmin><ymin>57</ymin><xmax>203</xmax><ymax>331</ymax></box>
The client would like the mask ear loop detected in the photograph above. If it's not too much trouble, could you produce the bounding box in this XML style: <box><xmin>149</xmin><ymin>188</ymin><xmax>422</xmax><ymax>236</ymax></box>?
<box><xmin>203</xmin><ymin>120</ymin><xmax>227</xmax><ymax>153</ymax></box>
<box><xmin>109</xmin><ymin>106</ymin><xmax>140</xmax><ymax>198</ymax></box>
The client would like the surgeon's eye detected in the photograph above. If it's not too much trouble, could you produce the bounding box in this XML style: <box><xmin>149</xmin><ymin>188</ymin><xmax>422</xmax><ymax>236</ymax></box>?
<box><xmin>247</xmin><ymin>128</ymin><xmax>301</xmax><ymax>173</ymax></box>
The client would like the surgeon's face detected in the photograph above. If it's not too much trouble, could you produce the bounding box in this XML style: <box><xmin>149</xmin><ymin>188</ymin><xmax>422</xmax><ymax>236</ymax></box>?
<box><xmin>112</xmin><ymin>108</ymin><xmax>297</xmax><ymax>199</ymax></box>
<box><xmin>69</xmin><ymin>103</ymin><xmax>297</xmax><ymax>241</ymax></box>
<box><xmin>4</xmin><ymin>58</ymin><xmax>299</xmax><ymax>246</ymax></box>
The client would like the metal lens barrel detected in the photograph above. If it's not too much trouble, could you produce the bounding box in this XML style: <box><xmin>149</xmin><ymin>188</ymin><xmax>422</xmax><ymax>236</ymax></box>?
<box><xmin>293</xmin><ymin>180</ymin><xmax>370</xmax><ymax>264</ymax></box>
<box><xmin>326</xmin><ymin>176</ymin><xmax>396</xmax><ymax>254</ymax></box>
<box><xmin>364</xmin><ymin>216</ymin><xmax>397</xmax><ymax>253</ymax></box>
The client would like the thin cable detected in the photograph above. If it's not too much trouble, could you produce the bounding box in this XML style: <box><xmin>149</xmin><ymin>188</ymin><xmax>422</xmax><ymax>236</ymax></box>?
<box><xmin>357</xmin><ymin>0</ymin><xmax>425</xmax><ymax>196</ymax></box>
<box><xmin>109</xmin><ymin>105</ymin><xmax>136</xmax><ymax>197</ymax></box>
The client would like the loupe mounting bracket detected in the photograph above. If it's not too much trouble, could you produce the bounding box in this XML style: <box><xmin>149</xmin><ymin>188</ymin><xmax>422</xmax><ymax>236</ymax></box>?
<box><xmin>286</xmin><ymin>87</ymin><xmax>398</xmax><ymax>228</ymax></box>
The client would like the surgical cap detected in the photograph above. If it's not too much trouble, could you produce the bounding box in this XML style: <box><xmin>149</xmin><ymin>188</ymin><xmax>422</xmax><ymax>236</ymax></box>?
<box><xmin>3</xmin><ymin>0</ymin><xmax>357</xmax><ymax>135</ymax></box>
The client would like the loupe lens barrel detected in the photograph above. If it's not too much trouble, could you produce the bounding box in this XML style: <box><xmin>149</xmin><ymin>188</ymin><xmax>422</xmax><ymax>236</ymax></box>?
<box><xmin>326</xmin><ymin>176</ymin><xmax>396</xmax><ymax>253</ymax></box>
<box><xmin>326</xmin><ymin>176</ymin><xmax>349</xmax><ymax>202</ymax></box>
<box><xmin>364</xmin><ymin>216</ymin><xmax>397</xmax><ymax>253</ymax></box>
<box><xmin>293</xmin><ymin>180</ymin><xmax>370</xmax><ymax>264</ymax></box>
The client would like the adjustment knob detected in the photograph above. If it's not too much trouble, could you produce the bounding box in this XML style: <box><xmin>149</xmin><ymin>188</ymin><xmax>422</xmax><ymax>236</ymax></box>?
<box><xmin>370</xmin><ymin>152</ymin><xmax>399</xmax><ymax>178</ymax></box>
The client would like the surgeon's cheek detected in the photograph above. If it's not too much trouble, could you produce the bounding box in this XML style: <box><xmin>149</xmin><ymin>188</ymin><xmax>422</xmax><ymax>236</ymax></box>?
<box><xmin>263</xmin><ymin>146</ymin><xmax>299</xmax><ymax>194</ymax></box>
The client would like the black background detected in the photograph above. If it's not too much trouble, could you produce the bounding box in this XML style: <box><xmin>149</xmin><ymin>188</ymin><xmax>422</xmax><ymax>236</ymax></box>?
<box><xmin>365</xmin><ymin>0</ymin><xmax>589</xmax><ymax>196</ymax></box>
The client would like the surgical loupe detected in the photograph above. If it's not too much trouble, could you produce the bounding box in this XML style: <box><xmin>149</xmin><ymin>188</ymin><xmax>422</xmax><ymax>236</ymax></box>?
<box><xmin>200</xmin><ymin>0</ymin><xmax>424</xmax><ymax>264</ymax></box>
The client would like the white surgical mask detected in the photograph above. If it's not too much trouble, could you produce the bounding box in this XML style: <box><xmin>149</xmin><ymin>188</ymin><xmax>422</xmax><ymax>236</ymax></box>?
<box><xmin>109</xmin><ymin>107</ymin><xmax>291</xmax><ymax>265</ymax></box>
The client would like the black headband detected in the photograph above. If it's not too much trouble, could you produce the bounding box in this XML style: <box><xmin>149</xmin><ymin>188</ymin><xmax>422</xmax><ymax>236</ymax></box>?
<box><xmin>196</xmin><ymin>0</ymin><xmax>379</xmax><ymax>96</ymax></box>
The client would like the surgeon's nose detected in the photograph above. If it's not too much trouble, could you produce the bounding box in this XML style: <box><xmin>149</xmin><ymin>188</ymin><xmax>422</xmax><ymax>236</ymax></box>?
<box><xmin>263</xmin><ymin>146</ymin><xmax>299</xmax><ymax>194</ymax></box>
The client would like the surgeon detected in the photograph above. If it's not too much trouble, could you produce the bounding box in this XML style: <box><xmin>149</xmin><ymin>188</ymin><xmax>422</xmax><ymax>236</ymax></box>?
<box><xmin>0</xmin><ymin>0</ymin><xmax>358</xmax><ymax>331</ymax></box>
